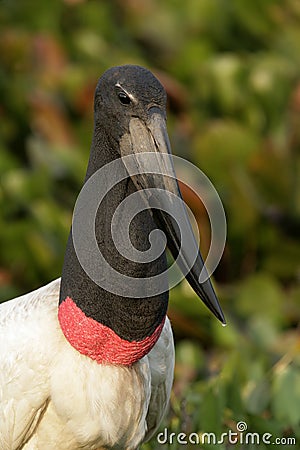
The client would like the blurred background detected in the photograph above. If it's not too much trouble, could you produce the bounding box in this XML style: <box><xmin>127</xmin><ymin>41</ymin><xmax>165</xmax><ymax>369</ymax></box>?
<box><xmin>0</xmin><ymin>0</ymin><xmax>300</xmax><ymax>448</ymax></box>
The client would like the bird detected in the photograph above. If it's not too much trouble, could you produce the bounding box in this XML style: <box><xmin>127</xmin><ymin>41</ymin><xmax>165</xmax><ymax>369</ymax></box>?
<box><xmin>0</xmin><ymin>65</ymin><xmax>225</xmax><ymax>450</ymax></box>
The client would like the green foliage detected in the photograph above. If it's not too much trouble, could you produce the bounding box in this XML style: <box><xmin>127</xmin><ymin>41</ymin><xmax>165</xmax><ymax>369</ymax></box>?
<box><xmin>0</xmin><ymin>0</ymin><xmax>300</xmax><ymax>448</ymax></box>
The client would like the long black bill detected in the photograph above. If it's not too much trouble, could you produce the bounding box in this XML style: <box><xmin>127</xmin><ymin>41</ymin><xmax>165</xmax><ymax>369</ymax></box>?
<box><xmin>120</xmin><ymin>108</ymin><xmax>226</xmax><ymax>324</ymax></box>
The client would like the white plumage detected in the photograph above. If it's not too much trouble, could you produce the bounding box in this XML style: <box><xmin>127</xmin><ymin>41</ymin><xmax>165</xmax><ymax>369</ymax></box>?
<box><xmin>0</xmin><ymin>278</ymin><xmax>174</xmax><ymax>449</ymax></box>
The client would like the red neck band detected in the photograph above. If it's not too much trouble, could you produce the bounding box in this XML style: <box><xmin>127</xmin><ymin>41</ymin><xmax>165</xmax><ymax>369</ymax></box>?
<box><xmin>58</xmin><ymin>297</ymin><xmax>165</xmax><ymax>366</ymax></box>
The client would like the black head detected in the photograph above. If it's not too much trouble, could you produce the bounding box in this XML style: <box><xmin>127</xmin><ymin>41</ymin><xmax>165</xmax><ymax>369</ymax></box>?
<box><xmin>93</xmin><ymin>65</ymin><xmax>167</xmax><ymax>139</ymax></box>
<box><xmin>67</xmin><ymin>64</ymin><xmax>225</xmax><ymax>326</ymax></box>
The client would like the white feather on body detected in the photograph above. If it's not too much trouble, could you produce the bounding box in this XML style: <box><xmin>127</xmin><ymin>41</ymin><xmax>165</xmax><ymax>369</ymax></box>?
<box><xmin>0</xmin><ymin>279</ymin><xmax>175</xmax><ymax>450</ymax></box>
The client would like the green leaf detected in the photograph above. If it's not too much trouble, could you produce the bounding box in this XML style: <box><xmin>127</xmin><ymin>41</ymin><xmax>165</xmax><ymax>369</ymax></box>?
<box><xmin>245</xmin><ymin>378</ymin><xmax>270</xmax><ymax>414</ymax></box>
<box><xmin>272</xmin><ymin>365</ymin><xmax>300</xmax><ymax>426</ymax></box>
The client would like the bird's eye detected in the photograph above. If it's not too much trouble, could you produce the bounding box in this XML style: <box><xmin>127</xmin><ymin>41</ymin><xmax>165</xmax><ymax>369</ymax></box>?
<box><xmin>118</xmin><ymin>91</ymin><xmax>131</xmax><ymax>105</ymax></box>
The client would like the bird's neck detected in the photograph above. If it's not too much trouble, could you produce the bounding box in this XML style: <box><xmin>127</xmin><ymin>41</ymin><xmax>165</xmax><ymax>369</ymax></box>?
<box><xmin>58</xmin><ymin>130</ymin><xmax>168</xmax><ymax>365</ymax></box>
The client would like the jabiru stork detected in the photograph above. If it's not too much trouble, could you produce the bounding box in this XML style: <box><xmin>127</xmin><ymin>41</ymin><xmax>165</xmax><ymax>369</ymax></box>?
<box><xmin>0</xmin><ymin>65</ymin><xmax>225</xmax><ymax>450</ymax></box>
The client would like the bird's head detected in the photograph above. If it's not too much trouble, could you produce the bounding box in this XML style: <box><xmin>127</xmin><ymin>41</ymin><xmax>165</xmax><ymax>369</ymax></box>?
<box><xmin>90</xmin><ymin>65</ymin><xmax>225</xmax><ymax>324</ymax></box>
<box><xmin>94</xmin><ymin>65</ymin><xmax>166</xmax><ymax>135</ymax></box>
